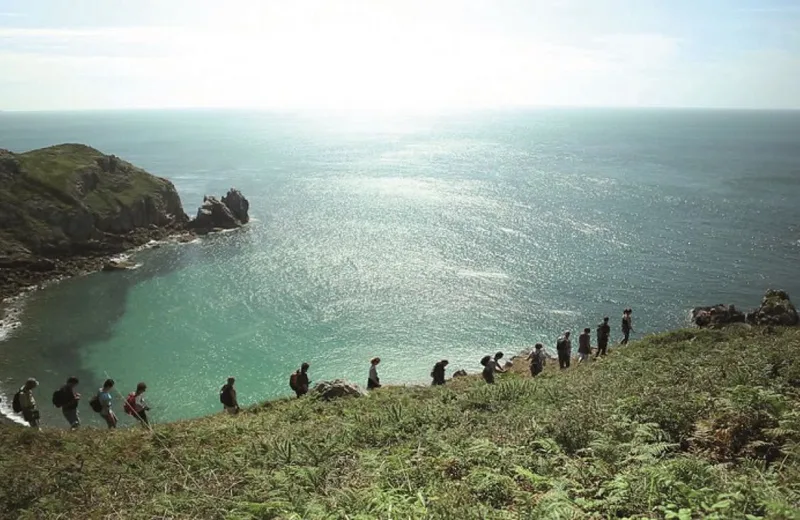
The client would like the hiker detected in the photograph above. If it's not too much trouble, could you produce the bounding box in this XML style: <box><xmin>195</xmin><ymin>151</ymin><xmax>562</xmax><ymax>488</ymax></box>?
<box><xmin>96</xmin><ymin>379</ymin><xmax>117</xmax><ymax>429</ymax></box>
<box><xmin>367</xmin><ymin>357</ymin><xmax>381</xmax><ymax>390</ymax></box>
<box><xmin>53</xmin><ymin>377</ymin><xmax>81</xmax><ymax>429</ymax></box>
<box><xmin>431</xmin><ymin>359</ymin><xmax>449</xmax><ymax>386</ymax></box>
<box><xmin>621</xmin><ymin>308</ymin><xmax>634</xmax><ymax>345</ymax></box>
<box><xmin>13</xmin><ymin>378</ymin><xmax>40</xmax><ymax>429</ymax></box>
<box><xmin>578</xmin><ymin>328</ymin><xmax>591</xmax><ymax>363</ymax></box>
<box><xmin>124</xmin><ymin>382</ymin><xmax>150</xmax><ymax>426</ymax></box>
<box><xmin>220</xmin><ymin>377</ymin><xmax>239</xmax><ymax>414</ymax></box>
<box><xmin>481</xmin><ymin>352</ymin><xmax>506</xmax><ymax>384</ymax></box>
<box><xmin>289</xmin><ymin>363</ymin><xmax>311</xmax><ymax>397</ymax></box>
<box><xmin>527</xmin><ymin>343</ymin><xmax>546</xmax><ymax>377</ymax></box>
<box><xmin>556</xmin><ymin>331</ymin><xmax>572</xmax><ymax>369</ymax></box>
<box><xmin>595</xmin><ymin>317</ymin><xmax>611</xmax><ymax>358</ymax></box>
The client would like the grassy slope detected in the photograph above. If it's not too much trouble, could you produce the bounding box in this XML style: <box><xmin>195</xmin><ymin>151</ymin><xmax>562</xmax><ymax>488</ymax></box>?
<box><xmin>1</xmin><ymin>327</ymin><xmax>799</xmax><ymax>519</ymax></box>
<box><xmin>0</xmin><ymin>144</ymin><xmax>173</xmax><ymax>254</ymax></box>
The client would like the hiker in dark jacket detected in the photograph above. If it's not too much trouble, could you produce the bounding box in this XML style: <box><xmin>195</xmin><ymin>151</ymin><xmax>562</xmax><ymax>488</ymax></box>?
<box><xmin>481</xmin><ymin>352</ymin><xmax>506</xmax><ymax>384</ymax></box>
<box><xmin>431</xmin><ymin>360</ymin><xmax>449</xmax><ymax>386</ymax></box>
<box><xmin>595</xmin><ymin>317</ymin><xmax>611</xmax><ymax>358</ymax></box>
<box><xmin>220</xmin><ymin>377</ymin><xmax>239</xmax><ymax>414</ymax></box>
<box><xmin>621</xmin><ymin>309</ymin><xmax>634</xmax><ymax>345</ymax></box>
<box><xmin>58</xmin><ymin>377</ymin><xmax>81</xmax><ymax>430</ymax></box>
<box><xmin>295</xmin><ymin>363</ymin><xmax>310</xmax><ymax>397</ymax></box>
<box><xmin>368</xmin><ymin>358</ymin><xmax>382</xmax><ymax>390</ymax></box>
<box><xmin>556</xmin><ymin>331</ymin><xmax>572</xmax><ymax>369</ymax></box>
<box><xmin>578</xmin><ymin>328</ymin><xmax>591</xmax><ymax>363</ymax></box>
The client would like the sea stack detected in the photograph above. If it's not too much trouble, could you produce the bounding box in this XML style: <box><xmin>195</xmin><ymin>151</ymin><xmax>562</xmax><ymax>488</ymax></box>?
<box><xmin>188</xmin><ymin>188</ymin><xmax>251</xmax><ymax>234</ymax></box>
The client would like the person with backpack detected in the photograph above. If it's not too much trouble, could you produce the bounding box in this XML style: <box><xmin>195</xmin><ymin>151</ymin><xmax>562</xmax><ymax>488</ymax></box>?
<box><xmin>431</xmin><ymin>359</ymin><xmax>449</xmax><ymax>386</ymax></box>
<box><xmin>527</xmin><ymin>344</ymin><xmax>546</xmax><ymax>377</ymax></box>
<box><xmin>220</xmin><ymin>377</ymin><xmax>239</xmax><ymax>414</ymax></box>
<box><xmin>13</xmin><ymin>378</ymin><xmax>40</xmax><ymax>429</ymax></box>
<box><xmin>289</xmin><ymin>363</ymin><xmax>310</xmax><ymax>398</ymax></box>
<box><xmin>556</xmin><ymin>331</ymin><xmax>572</xmax><ymax>369</ymax></box>
<box><xmin>367</xmin><ymin>357</ymin><xmax>382</xmax><ymax>390</ymax></box>
<box><xmin>578</xmin><ymin>328</ymin><xmax>591</xmax><ymax>363</ymax></box>
<box><xmin>53</xmin><ymin>377</ymin><xmax>81</xmax><ymax>430</ymax></box>
<box><xmin>621</xmin><ymin>309</ymin><xmax>634</xmax><ymax>345</ymax></box>
<box><xmin>481</xmin><ymin>352</ymin><xmax>506</xmax><ymax>384</ymax></box>
<box><xmin>595</xmin><ymin>317</ymin><xmax>611</xmax><ymax>359</ymax></box>
<box><xmin>93</xmin><ymin>379</ymin><xmax>117</xmax><ymax>429</ymax></box>
<box><xmin>124</xmin><ymin>382</ymin><xmax>150</xmax><ymax>426</ymax></box>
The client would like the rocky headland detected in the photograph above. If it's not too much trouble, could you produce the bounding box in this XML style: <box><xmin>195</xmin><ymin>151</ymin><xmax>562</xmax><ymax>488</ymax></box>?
<box><xmin>691</xmin><ymin>289</ymin><xmax>799</xmax><ymax>328</ymax></box>
<box><xmin>0</xmin><ymin>143</ymin><xmax>250</xmax><ymax>301</ymax></box>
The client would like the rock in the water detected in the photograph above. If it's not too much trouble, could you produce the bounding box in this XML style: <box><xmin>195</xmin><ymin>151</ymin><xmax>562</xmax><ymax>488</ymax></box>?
<box><xmin>691</xmin><ymin>304</ymin><xmax>745</xmax><ymax>328</ymax></box>
<box><xmin>313</xmin><ymin>379</ymin><xmax>367</xmax><ymax>400</ymax></box>
<box><xmin>747</xmin><ymin>289</ymin><xmax>799</xmax><ymax>326</ymax></box>
<box><xmin>102</xmin><ymin>259</ymin><xmax>137</xmax><ymax>272</ymax></box>
<box><xmin>189</xmin><ymin>196</ymin><xmax>240</xmax><ymax>231</ymax></box>
<box><xmin>221</xmin><ymin>188</ymin><xmax>250</xmax><ymax>224</ymax></box>
<box><xmin>188</xmin><ymin>188</ymin><xmax>251</xmax><ymax>232</ymax></box>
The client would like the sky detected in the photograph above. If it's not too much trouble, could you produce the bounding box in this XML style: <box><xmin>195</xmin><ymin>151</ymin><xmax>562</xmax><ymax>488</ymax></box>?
<box><xmin>0</xmin><ymin>0</ymin><xmax>799</xmax><ymax>111</ymax></box>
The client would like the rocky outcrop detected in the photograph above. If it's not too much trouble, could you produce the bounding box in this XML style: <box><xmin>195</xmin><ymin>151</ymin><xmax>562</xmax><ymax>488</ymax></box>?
<box><xmin>189</xmin><ymin>196</ymin><xmax>239</xmax><ymax>232</ymax></box>
<box><xmin>221</xmin><ymin>189</ymin><xmax>250</xmax><ymax>224</ymax></box>
<box><xmin>0</xmin><ymin>144</ymin><xmax>191</xmax><ymax>299</ymax></box>
<box><xmin>692</xmin><ymin>290</ymin><xmax>798</xmax><ymax>328</ymax></box>
<box><xmin>101</xmin><ymin>259</ymin><xmax>138</xmax><ymax>272</ymax></box>
<box><xmin>746</xmin><ymin>290</ymin><xmax>799</xmax><ymax>326</ymax></box>
<box><xmin>313</xmin><ymin>380</ymin><xmax>367</xmax><ymax>400</ymax></box>
<box><xmin>188</xmin><ymin>189</ymin><xmax>250</xmax><ymax>233</ymax></box>
<box><xmin>691</xmin><ymin>304</ymin><xmax>746</xmax><ymax>328</ymax></box>
<box><xmin>452</xmin><ymin>370</ymin><xmax>468</xmax><ymax>378</ymax></box>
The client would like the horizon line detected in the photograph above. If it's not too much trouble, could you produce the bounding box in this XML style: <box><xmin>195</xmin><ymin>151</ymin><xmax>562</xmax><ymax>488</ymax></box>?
<box><xmin>2</xmin><ymin>105</ymin><xmax>799</xmax><ymax>114</ymax></box>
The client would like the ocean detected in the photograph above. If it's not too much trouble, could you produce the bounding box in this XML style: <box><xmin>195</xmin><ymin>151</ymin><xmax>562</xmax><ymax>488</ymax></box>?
<box><xmin>1</xmin><ymin>108</ymin><xmax>799</xmax><ymax>427</ymax></box>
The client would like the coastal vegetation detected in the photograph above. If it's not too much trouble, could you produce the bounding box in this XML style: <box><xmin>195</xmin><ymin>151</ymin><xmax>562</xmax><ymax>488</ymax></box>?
<box><xmin>0</xmin><ymin>144</ymin><xmax>249</xmax><ymax>300</ymax></box>
<box><xmin>1</xmin><ymin>325</ymin><xmax>798</xmax><ymax>519</ymax></box>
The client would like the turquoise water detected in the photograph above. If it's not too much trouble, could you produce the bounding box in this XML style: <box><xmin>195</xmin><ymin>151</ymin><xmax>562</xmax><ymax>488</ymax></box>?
<box><xmin>1</xmin><ymin>109</ymin><xmax>799</xmax><ymax>427</ymax></box>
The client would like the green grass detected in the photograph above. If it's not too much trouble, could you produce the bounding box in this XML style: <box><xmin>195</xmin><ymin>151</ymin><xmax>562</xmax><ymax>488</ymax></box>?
<box><xmin>0</xmin><ymin>144</ymin><xmax>179</xmax><ymax>254</ymax></box>
<box><xmin>2</xmin><ymin>326</ymin><xmax>800</xmax><ymax>519</ymax></box>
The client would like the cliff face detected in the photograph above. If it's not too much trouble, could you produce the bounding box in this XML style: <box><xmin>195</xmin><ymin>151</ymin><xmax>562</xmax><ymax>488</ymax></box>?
<box><xmin>0</xmin><ymin>144</ymin><xmax>190</xmax><ymax>297</ymax></box>
<box><xmin>0</xmin><ymin>144</ymin><xmax>188</xmax><ymax>257</ymax></box>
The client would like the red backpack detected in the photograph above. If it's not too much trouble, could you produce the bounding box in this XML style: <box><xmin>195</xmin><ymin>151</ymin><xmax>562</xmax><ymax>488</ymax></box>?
<box><xmin>123</xmin><ymin>392</ymin><xmax>137</xmax><ymax>416</ymax></box>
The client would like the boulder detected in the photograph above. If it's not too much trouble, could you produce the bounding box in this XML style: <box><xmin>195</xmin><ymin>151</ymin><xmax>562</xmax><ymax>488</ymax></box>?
<box><xmin>452</xmin><ymin>369</ymin><xmax>468</xmax><ymax>378</ymax></box>
<box><xmin>189</xmin><ymin>196</ymin><xmax>240</xmax><ymax>231</ymax></box>
<box><xmin>221</xmin><ymin>188</ymin><xmax>250</xmax><ymax>224</ymax></box>
<box><xmin>747</xmin><ymin>289</ymin><xmax>799</xmax><ymax>326</ymax></box>
<box><xmin>691</xmin><ymin>304</ymin><xmax>745</xmax><ymax>328</ymax></box>
<box><xmin>313</xmin><ymin>379</ymin><xmax>367</xmax><ymax>400</ymax></box>
<box><xmin>102</xmin><ymin>259</ymin><xmax>137</xmax><ymax>272</ymax></box>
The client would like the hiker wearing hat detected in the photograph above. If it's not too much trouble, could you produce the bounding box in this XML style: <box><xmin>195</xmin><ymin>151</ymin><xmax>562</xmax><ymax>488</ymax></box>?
<box><xmin>556</xmin><ymin>331</ymin><xmax>572</xmax><ymax>369</ymax></box>
<box><xmin>16</xmin><ymin>378</ymin><xmax>40</xmax><ymax>429</ymax></box>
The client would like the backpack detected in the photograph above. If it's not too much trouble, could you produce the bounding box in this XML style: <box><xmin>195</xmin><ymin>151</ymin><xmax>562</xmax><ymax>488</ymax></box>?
<box><xmin>480</xmin><ymin>355</ymin><xmax>491</xmax><ymax>367</ymax></box>
<box><xmin>289</xmin><ymin>371</ymin><xmax>299</xmax><ymax>391</ymax></box>
<box><xmin>556</xmin><ymin>338</ymin><xmax>567</xmax><ymax>352</ymax></box>
<box><xmin>219</xmin><ymin>385</ymin><xmax>234</xmax><ymax>407</ymax></box>
<box><xmin>89</xmin><ymin>394</ymin><xmax>103</xmax><ymax>413</ymax></box>
<box><xmin>52</xmin><ymin>387</ymin><xmax>69</xmax><ymax>408</ymax></box>
<box><xmin>123</xmin><ymin>392</ymin><xmax>137</xmax><ymax>416</ymax></box>
<box><xmin>11</xmin><ymin>389</ymin><xmax>22</xmax><ymax>413</ymax></box>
